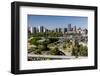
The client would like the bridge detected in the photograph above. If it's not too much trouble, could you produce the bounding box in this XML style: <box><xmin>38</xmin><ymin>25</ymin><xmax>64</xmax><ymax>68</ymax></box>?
<box><xmin>28</xmin><ymin>54</ymin><xmax>87</xmax><ymax>61</ymax></box>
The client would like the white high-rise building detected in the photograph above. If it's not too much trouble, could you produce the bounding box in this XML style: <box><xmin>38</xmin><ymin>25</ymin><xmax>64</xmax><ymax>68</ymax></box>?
<box><xmin>38</xmin><ymin>26</ymin><xmax>44</xmax><ymax>32</ymax></box>
<box><xmin>38</xmin><ymin>26</ymin><xmax>41</xmax><ymax>32</ymax></box>
<box><xmin>44</xmin><ymin>28</ymin><xmax>47</xmax><ymax>32</ymax></box>
<box><xmin>29</xmin><ymin>26</ymin><xmax>33</xmax><ymax>33</ymax></box>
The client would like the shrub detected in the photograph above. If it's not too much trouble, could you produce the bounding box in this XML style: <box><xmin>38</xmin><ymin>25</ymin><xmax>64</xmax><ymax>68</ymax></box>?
<box><xmin>34</xmin><ymin>49</ymin><xmax>42</xmax><ymax>55</ymax></box>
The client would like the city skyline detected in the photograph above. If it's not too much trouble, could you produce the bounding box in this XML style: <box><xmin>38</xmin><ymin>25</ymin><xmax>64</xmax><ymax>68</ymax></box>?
<box><xmin>28</xmin><ymin>15</ymin><xmax>88</xmax><ymax>30</ymax></box>
<box><xmin>28</xmin><ymin>24</ymin><xmax>88</xmax><ymax>35</ymax></box>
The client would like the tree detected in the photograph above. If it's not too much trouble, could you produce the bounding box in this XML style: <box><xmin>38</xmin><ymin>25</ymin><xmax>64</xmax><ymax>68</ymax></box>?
<box><xmin>40</xmin><ymin>39</ymin><xmax>50</xmax><ymax>51</ymax></box>
<box><xmin>72</xmin><ymin>46</ymin><xmax>79</xmax><ymax>58</ymax></box>
<box><xmin>50</xmin><ymin>47</ymin><xmax>65</xmax><ymax>55</ymax></box>
<box><xmin>34</xmin><ymin>49</ymin><xmax>42</xmax><ymax>55</ymax></box>
<box><xmin>79</xmin><ymin>45</ymin><xmax>88</xmax><ymax>56</ymax></box>
<box><xmin>29</xmin><ymin>37</ymin><xmax>40</xmax><ymax>45</ymax></box>
<box><xmin>83</xmin><ymin>46</ymin><xmax>88</xmax><ymax>56</ymax></box>
<box><xmin>74</xmin><ymin>39</ymin><xmax>79</xmax><ymax>46</ymax></box>
<box><xmin>49</xmin><ymin>38</ymin><xmax>59</xmax><ymax>43</ymax></box>
<box><xmin>37</xmin><ymin>45</ymin><xmax>45</xmax><ymax>51</ymax></box>
<box><xmin>63</xmin><ymin>44</ymin><xmax>66</xmax><ymax>49</ymax></box>
<box><xmin>72</xmin><ymin>42</ymin><xmax>88</xmax><ymax>57</ymax></box>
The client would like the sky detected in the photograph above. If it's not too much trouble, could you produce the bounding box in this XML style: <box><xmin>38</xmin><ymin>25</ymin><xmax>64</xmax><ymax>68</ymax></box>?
<box><xmin>28</xmin><ymin>15</ymin><xmax>88</xmax><ymax>30</ymax></box>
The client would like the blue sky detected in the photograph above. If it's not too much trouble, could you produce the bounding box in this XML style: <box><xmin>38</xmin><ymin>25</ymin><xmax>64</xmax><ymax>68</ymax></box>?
<box><xmin>28</xmin><ymin>15</ymin><xmax>88</xmax><ymax>30</ymax></box>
